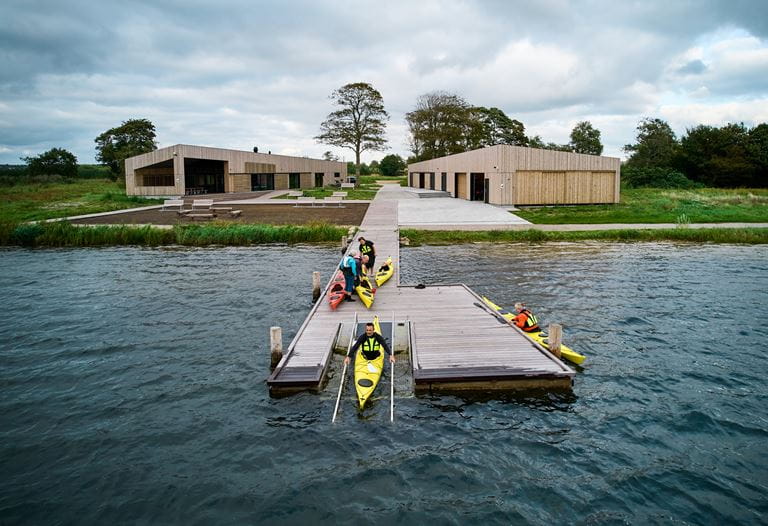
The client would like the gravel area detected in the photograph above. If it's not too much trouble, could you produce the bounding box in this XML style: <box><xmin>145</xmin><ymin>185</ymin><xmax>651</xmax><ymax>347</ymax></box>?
<box><xmin>68</xmin><ymin>203</ymin><xmax>369</xmax><ymax>226</ymax></box>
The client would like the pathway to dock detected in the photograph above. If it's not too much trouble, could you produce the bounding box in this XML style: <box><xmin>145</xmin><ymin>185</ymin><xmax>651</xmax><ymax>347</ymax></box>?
<box><xmin>268</xmin><ymin>184</ymin><xmax>575</xmax><ymax>393</ymax></box>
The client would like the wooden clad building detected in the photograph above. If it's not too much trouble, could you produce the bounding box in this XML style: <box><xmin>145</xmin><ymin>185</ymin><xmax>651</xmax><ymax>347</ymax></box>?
<box><xmin>407</xmin><ymin>145</ymin><xmax>621</xmax><ymax>205</ymax></box>
<box><xmin>125</xmin><ymin>144</ymin><xmax>347</xmax><ymax>196</ymax></box>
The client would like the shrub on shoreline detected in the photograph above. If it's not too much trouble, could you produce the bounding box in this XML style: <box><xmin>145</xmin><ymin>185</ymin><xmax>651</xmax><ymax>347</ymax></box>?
<box><xmin>0</xmin><ymin>221</ymin><xmax>348</xmax><ymax>247</ymax></box>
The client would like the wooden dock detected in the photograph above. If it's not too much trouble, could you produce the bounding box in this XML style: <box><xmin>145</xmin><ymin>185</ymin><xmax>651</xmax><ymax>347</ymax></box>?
<box><xmin>267</xmin><ymin>192</ymin><xmax>574</xmax><ymax>393</ymax></box>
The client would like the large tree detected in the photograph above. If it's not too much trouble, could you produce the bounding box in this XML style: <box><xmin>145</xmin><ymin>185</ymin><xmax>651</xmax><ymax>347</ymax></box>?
<box><xmin>315</xmin><ymin>82</ymin><xmax>389</xmax><ymax>177</ymax></box>
<box><xmin>95</xmin><ymin>118</ymin><xmax>157</xmax><ymax>179</ymax></box>
<box><xmin>23</xmin><ymin>147</ymin><xmax>78</xmax><ymax>178</ymax></box>
<box><xmin>747</xmin><ymin>123</ymin><xmax>768</xmax><ymax>187</ymax></box>
<box><xmin>406</xmin><ymin>91</ymin><xmax>482</xmax><ymax>161</ymax></box>
<box><xmin>678</xmin><ymin>123</ymin><xmax>754</xmax><ymax>187</ymax></box>
<box><xmin>569</xmin><ymin>121</ymin><xmax>603</xmax><ymax>155</ymax></box>
<box><xmin>475</xmin><ymin>107</ymin><xmax>528</xmax><ymax>147</ymax></box>
<box><xmin>379</xmin><ymin>154</ymin><xmax>406</xmax><ymax>177</ymax></box>
<box><xmin>623</xmin><ymin>118</ymin><xmax>678</xmax><ymax>168</ymax></box>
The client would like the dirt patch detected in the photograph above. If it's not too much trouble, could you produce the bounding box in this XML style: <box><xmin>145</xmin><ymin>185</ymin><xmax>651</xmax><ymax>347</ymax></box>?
<box><xmin>68</xmin><ymin>203</ymin><xmax>369</xmax><ymax>226</ymax></box>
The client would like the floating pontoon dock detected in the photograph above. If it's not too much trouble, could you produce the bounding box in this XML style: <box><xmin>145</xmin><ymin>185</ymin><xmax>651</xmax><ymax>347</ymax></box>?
<box><xmin>267</xmin><ymin>191</ymin><xmax>574</xmax><ymax>393</ymax></box>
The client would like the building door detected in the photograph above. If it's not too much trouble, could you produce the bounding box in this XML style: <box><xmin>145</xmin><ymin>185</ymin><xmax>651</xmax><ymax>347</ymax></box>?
<box><xmin>456</xmin><ymin>173</ymin><xmax>467</xmax><ymax>199</ymax></box>
<box><xmin>429</xmin><ymin>173</ymin><xmax>435</xmax><ymax>189</ymax></box>
<box><xmin>419</xmin><ymin>173</ymin><xmax>425</xmax><ymax>188</ymax></box>
<box><xmin>470</xmin><ymin>173</ymin><xmax>485</xmax><ymax>201</ymax></box>
<box><xmin>484</xmin><ymin>179</ymin><xmax>490</xmax><ymax>203</ymax></box>
<box><xmin>441</xmin><ymin>173</ymin><xmax>447</xmax><ymax>191</ymax></box>
<box><xmin>289</xmin><ymin>173</ymin><xmax>300</xmax><ymax>189</ymax></box>
<box><xmin>315</xmin><ymin>173</ymin><xmax>324</xmax><ymax>187</ymax></box>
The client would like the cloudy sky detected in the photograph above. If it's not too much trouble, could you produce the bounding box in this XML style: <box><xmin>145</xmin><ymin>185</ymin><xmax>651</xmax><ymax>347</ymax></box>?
<box><xmin>1</xmin><ymin>0</ymin><xmax>767</xmax><ymax>165</ymax></box>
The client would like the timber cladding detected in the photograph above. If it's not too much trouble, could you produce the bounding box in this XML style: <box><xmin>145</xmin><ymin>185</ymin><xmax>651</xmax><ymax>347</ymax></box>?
<box><xmin>245</xmin><ymin>162</ymin><xmax>276</xmax><ymax>173</ymax></box>
<box><xmin>407</xmin><ymin>144</ymin><xmax>621</xmax><ymax>205</ymax></box>
<box><xmin>514</xmin><ymin>170</ymin><xmax>617</xmax><ymax>205</ymax></box>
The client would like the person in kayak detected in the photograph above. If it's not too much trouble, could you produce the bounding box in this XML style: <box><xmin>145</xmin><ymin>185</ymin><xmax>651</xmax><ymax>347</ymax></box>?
<box><xmin>510</xmin><ymin>303</ymin><xmax>540</xmax><ymax>332</ymax></box>
<box><xmin>357</xmin><ymin>236</ymin><xmax>376</xmax><ymax>276</ymax></box>
<box><xmin>340</xmin><ymin>251</ymin><xmax>358</xmax><ymax>302</ymax></box>
<box><xmin>344</xmin><ymin>323</ymin><xmax>395</xmax><ymax>364</ymax></box>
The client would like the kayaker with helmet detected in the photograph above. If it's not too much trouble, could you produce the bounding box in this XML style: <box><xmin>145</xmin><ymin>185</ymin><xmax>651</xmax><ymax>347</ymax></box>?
<box><xmin>340</xmin><ymin>251</ymin><xmax>358</xmax><ymax>302</ymax></box>
<box><xmin>344</xmin><ymin>323</ymin><xmax>395</xmax><ymax>365</ymax></box>
<box><xmin>510</xmin><ymin>303</ymin><xmax>540</xmax><ymax>333</ymax></box>
<box><xmin>358</xmin><ymin>236</ymin><xmax>376</xmax><ymax>276</ymax></box>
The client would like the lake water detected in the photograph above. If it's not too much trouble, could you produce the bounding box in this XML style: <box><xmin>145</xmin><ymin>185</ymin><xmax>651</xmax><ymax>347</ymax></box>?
<box><xmin>1</xmin><ymin>243</ymin><xmax>767</xmax><ymax>525</ymax></box>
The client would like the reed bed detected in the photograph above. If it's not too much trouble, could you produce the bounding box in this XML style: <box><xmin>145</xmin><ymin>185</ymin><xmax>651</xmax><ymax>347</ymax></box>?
<box><xmin>0</xmin><ymin>221</ymin><xmax>347</xmax><ymax>247</ymax></box>
<box><xmin>401</xmin><ymin>227</ymin><xmax>768</xmax><ymax>246</ymax></box>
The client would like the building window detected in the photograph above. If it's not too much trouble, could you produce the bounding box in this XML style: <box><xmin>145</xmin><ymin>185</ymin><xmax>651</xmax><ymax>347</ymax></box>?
<box><xmin>140</xmin><ymin>174</ymin><xmax>174</xmax><ymax>186</ymax></box>
<box><xmin>289</xmin><ymin>173</ymin><xmax>300</xmax><ymax>189</ymax></box>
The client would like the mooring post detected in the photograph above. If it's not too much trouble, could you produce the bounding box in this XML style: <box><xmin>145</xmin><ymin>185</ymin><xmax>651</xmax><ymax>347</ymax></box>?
<box><xmin>341</xmin><ymin>235</ymin><xmax>348</xmax><ymax>254</ymax></box>
<box><xmin>549</xmin><ymin>323</ymin><xmax>562</xmax><ymax>359</ymax></box>
<box><xmin>312</xmin><ymin>271</ymin><xmax>321</xmax><ymax>303</ymax></box>
<box><xmin>270</xmin><ymin>326</ymin><xmax>283</xmax><ymax>370</ymax></box>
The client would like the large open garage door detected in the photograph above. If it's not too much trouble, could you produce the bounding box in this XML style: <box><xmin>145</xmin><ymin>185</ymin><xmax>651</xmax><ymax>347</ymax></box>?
<box><xmin>184</xmin><ymin>158</ymin><xmax>225</xmax><ymax>194</ymax></box>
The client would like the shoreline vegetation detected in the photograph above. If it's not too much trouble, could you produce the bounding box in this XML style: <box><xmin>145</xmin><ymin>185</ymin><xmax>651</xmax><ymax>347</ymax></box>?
<box><xmin>0</xmin><ymin>222</ymin><xmax>349</xmax><ymax>247</ymax></box>
<box><xmin>400</xmin><ymin>228</ymin><xmax>768</xmax><ymax>246</ymax></box>
<box><xmin>1</xmin><ymin>222</ymin><xmax>766</xmax><ymax>247</ymax></box>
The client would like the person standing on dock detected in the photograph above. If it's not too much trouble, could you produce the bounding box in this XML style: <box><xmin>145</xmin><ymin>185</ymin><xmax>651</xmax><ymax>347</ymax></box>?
<box><xmin>344</xmin><ymin>323</ymin><xmax>395</xmax><ymax>365</ymax></box>
<box><xmin>510</xmin><ymin>303</ymin><xmax>540</xmax><ymax>333</ymax></box>
<box><xmin>358</xmin><ymin>236</ymin><xmax>376</xmax><ymax>277</ymax></box>
<box><xmin>340</xmin><ymin>251</ymin><xmax>358</xmax><ymax>302</ymax></box>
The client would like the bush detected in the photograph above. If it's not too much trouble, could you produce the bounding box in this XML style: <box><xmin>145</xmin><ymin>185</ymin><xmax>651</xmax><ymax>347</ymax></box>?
<box><xmin>622</xmin><ymin>166</ymin><xmax>700</xmax><ymax>189</ymax></box>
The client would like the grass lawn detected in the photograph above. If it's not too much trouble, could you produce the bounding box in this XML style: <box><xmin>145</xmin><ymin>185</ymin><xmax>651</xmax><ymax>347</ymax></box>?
<box><xmin>514</xmin><ymin>187</ymin><xmax>768</xmax><ymax>224</ymax></box>
<box><xmin>0</xmin><ymin>179</ymin><xmax>161</xmax><ymax>223</ymax></box>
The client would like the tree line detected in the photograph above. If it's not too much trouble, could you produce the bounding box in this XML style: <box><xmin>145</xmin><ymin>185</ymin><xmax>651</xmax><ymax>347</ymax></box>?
<box><xmin>622</xmin><ymin>118</ymin><xmax>767</xmax><ymax>188</ymax></box>
<box><xmin>10</xmin><ymin>82</ymin><xmax>767</xmax><ymax>189</ymax></box>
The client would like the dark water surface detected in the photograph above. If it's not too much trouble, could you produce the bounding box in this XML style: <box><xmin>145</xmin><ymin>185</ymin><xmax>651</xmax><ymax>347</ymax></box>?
<box><xmin>1</xmin><ymin>243</ymin><xmax>767</xmax><ymax>525</ymax></box>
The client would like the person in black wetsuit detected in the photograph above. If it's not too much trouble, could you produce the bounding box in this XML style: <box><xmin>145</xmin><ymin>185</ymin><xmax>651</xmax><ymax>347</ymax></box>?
<box><xmin>357</xmin><ymin>236</ymin><xmax>376</xmax><ymax>277</ymax></box>
<box><xmin>344</xmin><ymin>323</ymin><xmax>395</xmax><ymax>365</ymax></box>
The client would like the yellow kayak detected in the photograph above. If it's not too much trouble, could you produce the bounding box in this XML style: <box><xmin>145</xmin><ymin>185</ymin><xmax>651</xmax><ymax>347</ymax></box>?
<box><xmin>355</xmin><ymin>275</ymin><xmax>375</xmax><ymax>308</ymax></box>
<box><xmin>375</xmin><ymin>256</ymin><xmax>394</xmax><ymax>287</ymax></box>
<box><xmin>354</xmin><ymin>316</ymin><xmax>385</xmax><ymax>409</ymax></box>
<box><xmin>482</xmin><ymin>296</ymin><xmax>586</xmax><ymax>365</ymax></box>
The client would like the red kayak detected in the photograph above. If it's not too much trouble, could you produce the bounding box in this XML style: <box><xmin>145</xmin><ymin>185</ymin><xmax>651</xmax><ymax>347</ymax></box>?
<box><xmin>328</xmin><ymin>270</ymin><xmax>347</xmax><ymax>309</ymax></box>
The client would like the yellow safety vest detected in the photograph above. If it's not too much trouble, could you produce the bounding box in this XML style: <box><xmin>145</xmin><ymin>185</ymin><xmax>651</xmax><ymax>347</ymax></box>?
<box><xmin>361</xmin><ymin>336</ymin><xmax>381</xmax><ymax>358</ymax></box>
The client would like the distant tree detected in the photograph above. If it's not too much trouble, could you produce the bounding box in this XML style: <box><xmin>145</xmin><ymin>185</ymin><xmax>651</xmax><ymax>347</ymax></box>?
<box><xmin>475</xmin><ymin>107</ymin><xmax>528</xmax><ymax>147</ymax></box>
<box><xmin>747</xmin><ymin>123</ymin><xmax>768</xmax><ymax>187</ymax></box>
<box><xmin>322</xmin><ymin>150</ymin><xmax>339</xmax><ymax>162</ymax></box>
<box><xmin>23</xmin><ymin>147</ymin><xmax>78</xmax><ymax>178</ymax></box>
<box><xmin>368</xmin><ymin>159</ymin><xmax>380</xmax><ymax>174</ymax></box>
<box><xmin>678</xmin><ymin>123</ymin><xmax>754</xmax><ymax>187</ymax></box>
<box><xmin>315</xmin><ymin>82</ymin><xmax>389</xmax><ymax>176</ymax></box>
<box><xmin>346</xmin><ymin>161</ymin><xmax>371</xmax><ymax>176</ymax></box>
<box><xmin>623</xmin><ymin>118</ymin><xmax>678</xmax><ymax>169</ymax></box>
<box><xmin>527</xmin><ymin>135</ymin><xmax>545</xmax><ymax>149</ymax></box>
<box><xmin>380</xmin><ymin>154</ymin><xmax>406</xmax><ymax>177</ymax></box>
<box><xmin>545</xmin><ymin>142</ymin><xmax>573</xmax><ymax>152</ymax></box>
<box><xmin>569</xmin><ymin>121</ymin><xmax>603</xmax><ymax>155</ymax></box>
<box><xmin>406</xmin><ymin>91</ymin><xmax>483</xmax><ymax>161</ymax></box>
<box><xmin>95</xmin><ymin>118</ymin><xmax>157</xmax><ymax>179</ymax></box>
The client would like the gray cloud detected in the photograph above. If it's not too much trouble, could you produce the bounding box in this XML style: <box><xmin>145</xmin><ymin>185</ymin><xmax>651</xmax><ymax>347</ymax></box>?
<box><xmin>0</xmin><ymin>0</ymin><xmax>767</xmax><ymax>163</ymax></box>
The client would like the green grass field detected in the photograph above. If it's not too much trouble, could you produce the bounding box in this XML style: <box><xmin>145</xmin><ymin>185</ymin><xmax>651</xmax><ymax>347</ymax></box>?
<box><xmin>0</xmin><ymin>178</ymin><xmax>160</xmax><ymax>223</ymax></box>
<box><xmin>514</xmin><ymin>188</ymin><xmax>768</xmax><ymax>224</ymax></box>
